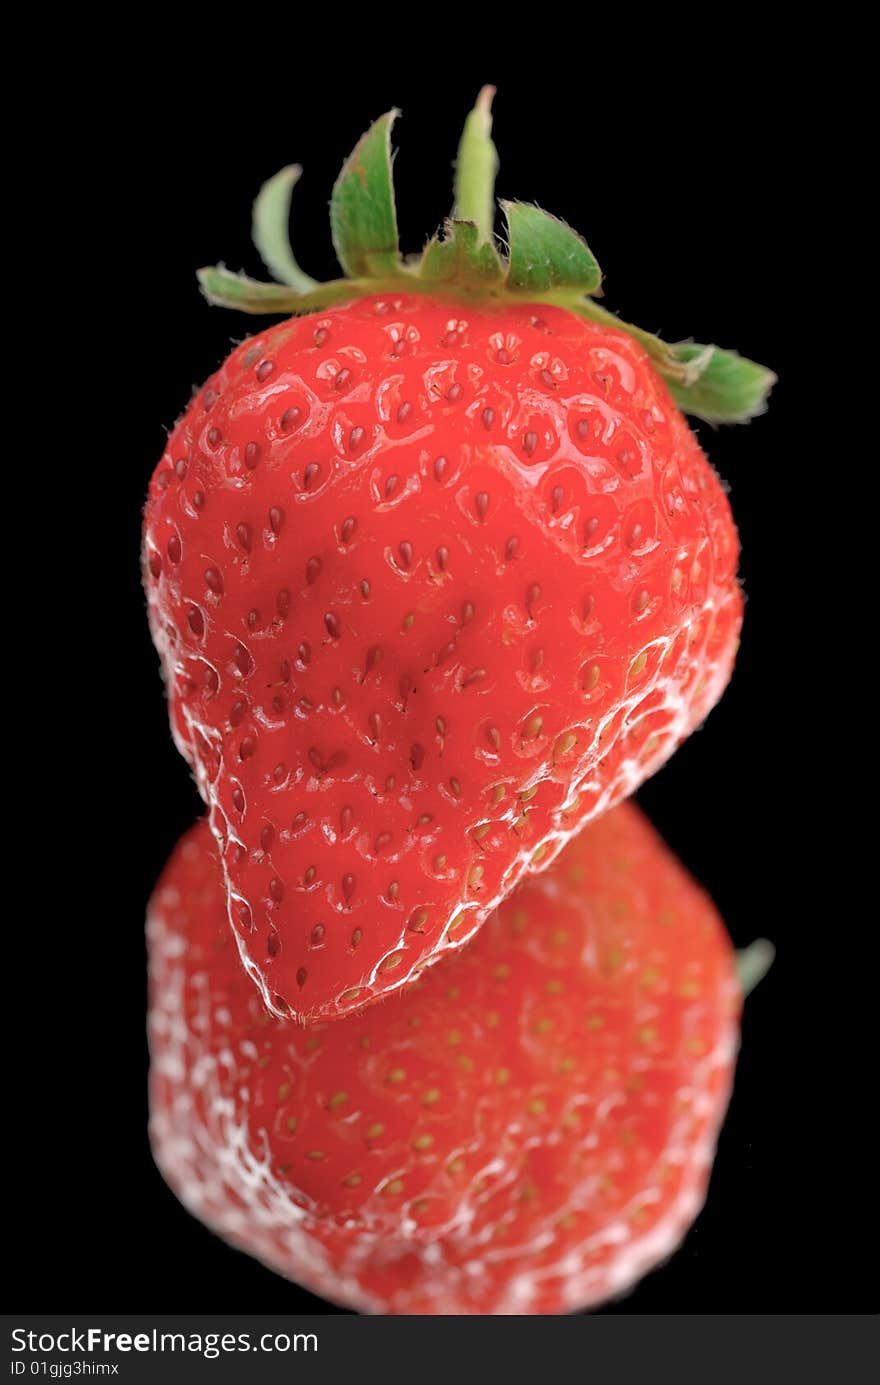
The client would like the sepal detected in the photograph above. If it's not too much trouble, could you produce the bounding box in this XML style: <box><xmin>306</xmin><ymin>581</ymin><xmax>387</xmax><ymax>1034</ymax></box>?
<box><xmin>503</xmin><ymin>202</ymin><xmax>602</xmax><ymax>295</ymax></box>
<box><xmin>667</xmin><ymin>343</ymin><xmax>777</xmax><ymax>424</ymax></box>
<box><xmin>197</xmin><ymin>267</ymin><xmax>356</xmax><ymax>315</ymax></box>
<box><xmin>252</xmin><ymin>165</ymin><xmax>317</xmax><ymax>292</ymax></box>
<box><xmin>330</xmin><ymin>112</ymin><xmax>400</xmax><ymax>278</ymax></box>
<box><xmin>736</xmin><ymin>939</ymin><xmax>775</xmax><ymax>995</ymax></box>
<box><xmin>421</xmin><ymin>220</ymin><xmax>504</xmax><ymax>289</ymax></box>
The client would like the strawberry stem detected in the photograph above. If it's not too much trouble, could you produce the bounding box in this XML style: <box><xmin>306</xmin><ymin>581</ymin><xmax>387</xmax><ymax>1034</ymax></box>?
<box><xmin>453</xmin><ymin>87</ymin><xmax>498</xmax><ymax>242</ymax></box>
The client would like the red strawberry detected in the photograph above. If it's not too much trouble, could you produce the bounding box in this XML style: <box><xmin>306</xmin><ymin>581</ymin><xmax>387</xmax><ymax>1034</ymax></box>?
<box><xmin>148</xmin><ymin>804</ymin><xmax>740</xmax><ymax>1315</ymax></box>
<box><xmin>144</xmin><ymin>92</ymin><xmax>772</xmax><ymax>1021</ymax></box>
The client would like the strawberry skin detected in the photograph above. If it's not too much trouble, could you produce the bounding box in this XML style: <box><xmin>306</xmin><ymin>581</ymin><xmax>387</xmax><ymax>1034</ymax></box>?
<box><xmin>148</xmin><ymin>804</ymin><xmax>740</xmax><ymax>1315</ymax></box>
<box><xmin>144</xmin><ymin>294</ymin><xmax>741</xmax><ymax>1021</ymax></box>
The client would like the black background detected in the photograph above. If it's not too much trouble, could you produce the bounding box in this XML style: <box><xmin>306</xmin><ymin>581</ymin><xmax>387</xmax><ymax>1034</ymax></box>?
<box><xmin>12</xmin><ymin>42</ymin><xmax>869</xmax><ymax>1314</ymax></box>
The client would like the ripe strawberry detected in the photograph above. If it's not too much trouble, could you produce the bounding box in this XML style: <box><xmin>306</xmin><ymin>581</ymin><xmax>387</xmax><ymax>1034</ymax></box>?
<box><xmin>144</xmin><ymin>92</ymin><xmax>773</xmax><ymax>1021</ymax></box>
<box><xmin>149</xmin><ymin>804</ymin><xmax>741</xmax><ymax>1315</ymax></box>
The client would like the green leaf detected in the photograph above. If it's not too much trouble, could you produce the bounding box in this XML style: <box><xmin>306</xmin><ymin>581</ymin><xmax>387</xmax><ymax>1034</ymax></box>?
<box><xmin>736</xmin><ymin>939</ymin><xmax>775</xmax><ymax>996</ymax></box>
<box><xmin>667</xmin><ymin>343</ymin><xmax>777</xmax><ymax>423</ymax></box>
<box><xmin>421</xmin><ymin>220</ymin><xmax>504</xmax><ymax>288</ymax></box>
<box><xmin>503</xmin><ymin>201</ymin><xmax>602</xmax><ymax>295</ymax></box>
<box><xmin>252</xmin><ymin>165</ymin><xmax>317</xmax><ymax>292</ymax></box>
<box><xmin>330</xmin><ymin>111</ymin><xmax>400</xmax><ymax>278</ymax></box>
<box><xmin>453</xmin><ymin>86</ymin><xmax>498</xmax><ymax>243</ymax></box>
<box><xmin>197</xmin><ymin>266</ymin><xmax>361</xmax><ymax>316</ymax></box>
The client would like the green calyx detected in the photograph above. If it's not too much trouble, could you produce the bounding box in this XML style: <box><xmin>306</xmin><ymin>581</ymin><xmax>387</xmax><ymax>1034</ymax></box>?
<box><xmin>199</xmin><ymin>87</ymin><xmax>775</xmax><ymax>425</ymax></box>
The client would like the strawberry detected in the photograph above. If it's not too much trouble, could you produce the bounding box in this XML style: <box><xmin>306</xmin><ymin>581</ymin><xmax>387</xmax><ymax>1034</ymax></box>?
<box><xmin>149</xmin><ymin>804</ymin><xmax>740</xmax><ymax>1315</ymax></box>
<box><xmin>144</xmin><ymin>91</ymin><xmax>773</xmax><ymax>1021</ymax></box>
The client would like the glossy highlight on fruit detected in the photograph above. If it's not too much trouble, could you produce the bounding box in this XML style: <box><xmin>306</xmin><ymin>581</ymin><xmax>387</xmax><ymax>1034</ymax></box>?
<box><xmin>148</xmin><ymin>805</ymin><xmax>740</xmax><ymax>1315</ymax></box>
